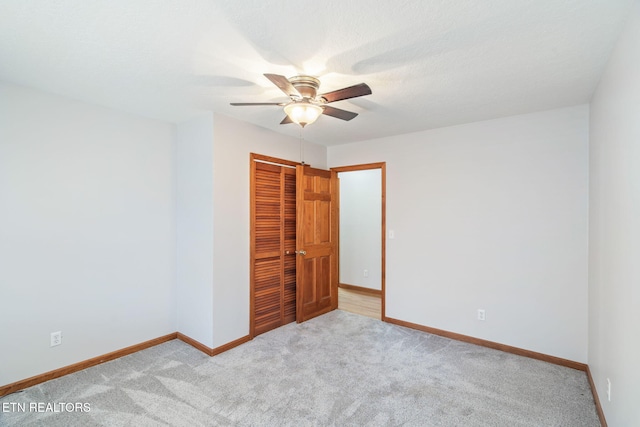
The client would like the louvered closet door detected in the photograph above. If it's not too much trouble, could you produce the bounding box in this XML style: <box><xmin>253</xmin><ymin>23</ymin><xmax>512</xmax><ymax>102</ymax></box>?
<box><xmin>251</xmin><ymin>160</ymin><xmax>296</xmax><ymax>336</ymax></box>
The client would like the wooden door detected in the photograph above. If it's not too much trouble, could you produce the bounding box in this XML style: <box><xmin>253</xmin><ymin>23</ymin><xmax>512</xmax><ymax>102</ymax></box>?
<box><xmin>296</xmin><ymin>165</ymin><xmax>338</xmax><ymax>322</ymax></box>
<box><xmin>251</xmin><ymin>159</ymin><xmax>297</xmax><ymax>336</ymax></box>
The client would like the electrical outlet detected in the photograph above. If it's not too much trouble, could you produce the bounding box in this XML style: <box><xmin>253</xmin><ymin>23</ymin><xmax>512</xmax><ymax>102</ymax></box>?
<box><xmin>50</xmin><ymin>331</ymin><xmax>62</xmax><ymax>347</ymax></box>
<box><xmin>363</xmin><ymin>269</ymin><xmax>369</xmax><ymax>278</ymax></box>
<box><xmin>607</xmin><ymin>378</ymin><xmax>611</xmax><ymax>402</ymax></box>
<box><xmin>477</xmin><ymin>309</ymin><xmax>486</xmax><ymax>321</ymax></box>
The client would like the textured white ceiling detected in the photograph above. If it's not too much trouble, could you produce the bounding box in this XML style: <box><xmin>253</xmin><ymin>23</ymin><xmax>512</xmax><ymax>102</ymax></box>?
<box><xmin>0</xmin><ymin>0</ymin><xmax>633</xmax><ymax>145</ymax></box>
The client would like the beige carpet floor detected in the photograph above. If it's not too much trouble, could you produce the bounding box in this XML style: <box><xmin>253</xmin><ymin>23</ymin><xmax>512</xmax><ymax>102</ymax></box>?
<box><xmin>0</xmin><ymin>310</ymin><xmax>599</xmax><ymax>426</ymax></box>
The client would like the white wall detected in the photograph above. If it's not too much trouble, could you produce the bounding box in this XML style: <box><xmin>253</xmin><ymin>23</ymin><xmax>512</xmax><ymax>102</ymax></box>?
<box><xmin>589</xmin><ymin>2</ymin><xmax>640</xmax><ymax>424</ymax></box>
<box><xmin>211</xmin><ymin>114</ymin><xmax>326</xmax><ymax>347</ymax></box>
<box><xmin>0</xmin><ymin>82</ymin><xmax>176</xmax><ymax>385</ymax></box>
<box><xmin>174</xmin><ymin>113</ymin><xmax>326</xmax><ymax>349</ymax></box>
<box><xmin>339</xmin><ymin>169</ymin><xmax>382</xmax><ymax>290</ymax></box>
<box><xmin>329</xmin><ymin>105</ymin><xmax>589</xmax><ymax>362</ymax></box>
<box><xmin>175</xmin><ymin>115</ymin><xmax>215</xmax><ymax>347</ymax></box>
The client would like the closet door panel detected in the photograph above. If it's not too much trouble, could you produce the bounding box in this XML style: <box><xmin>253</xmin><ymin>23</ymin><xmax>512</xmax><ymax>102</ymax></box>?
<box><xmin>251</xmin><ymin>159</ymin><xmax>297</xmax><ymax>336</ymax></box>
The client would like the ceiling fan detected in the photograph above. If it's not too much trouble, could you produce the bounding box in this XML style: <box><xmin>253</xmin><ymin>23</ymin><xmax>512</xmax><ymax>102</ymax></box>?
<box><xmin>230</xmin><ymin>74</ymin><xmax>372</xmax><ymax>127</ymax></box>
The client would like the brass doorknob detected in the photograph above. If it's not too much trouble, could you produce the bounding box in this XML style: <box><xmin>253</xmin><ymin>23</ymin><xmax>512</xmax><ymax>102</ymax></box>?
<box><xmin>295</xmin><ymin>250</ymin><xmax>307</xmax><ymax>255</ymax></box>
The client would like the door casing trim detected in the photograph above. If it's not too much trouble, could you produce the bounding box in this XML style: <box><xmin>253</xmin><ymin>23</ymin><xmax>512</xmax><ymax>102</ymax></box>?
<box><xmin>331</xmin><ymin>162</ymin><xmax>386</xmax><ymax>320</ymax></box>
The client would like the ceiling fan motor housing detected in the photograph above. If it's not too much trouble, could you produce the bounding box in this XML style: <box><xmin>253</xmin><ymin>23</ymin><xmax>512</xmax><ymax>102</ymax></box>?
<box><xmin>289</xmin><ymin>75</ymin><xmax>320</xmax><ymax>100</ymax></box>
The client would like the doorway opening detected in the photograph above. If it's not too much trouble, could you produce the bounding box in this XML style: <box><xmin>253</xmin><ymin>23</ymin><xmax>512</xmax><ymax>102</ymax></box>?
<box><xmin>332</xmin><ymin>163</ymin><xmax>386</xmax><ymax>321</ymax></box>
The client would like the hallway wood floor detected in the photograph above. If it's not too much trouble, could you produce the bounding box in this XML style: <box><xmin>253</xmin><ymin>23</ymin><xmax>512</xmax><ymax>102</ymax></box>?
<box><xmin>338</xmin><ymin>287</ymin><xmax>381</xmax><ymax>320</ymax></box>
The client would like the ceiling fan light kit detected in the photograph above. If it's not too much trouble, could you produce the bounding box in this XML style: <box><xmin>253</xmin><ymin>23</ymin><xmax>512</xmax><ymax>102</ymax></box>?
<box><xmin>231</xmin><ymin>73</ymin><xmax>372</xmax><ymax>128</ymax></box>
<box><xmin>283</xmin><ymin>102</ymin><xmax>323</xmax><ymax>127</ymax></box>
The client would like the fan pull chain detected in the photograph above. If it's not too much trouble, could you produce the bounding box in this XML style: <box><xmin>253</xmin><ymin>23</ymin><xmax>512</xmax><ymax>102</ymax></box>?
<box><xmin>299</xmin><ymin>127</ymin><xmax>305</xmax><ymax>165</ymax></box>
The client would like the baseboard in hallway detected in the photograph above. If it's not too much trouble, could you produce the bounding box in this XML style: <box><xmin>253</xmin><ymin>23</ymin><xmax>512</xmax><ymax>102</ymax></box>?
<box><xmin>338</xmin><ymin>287</ymin><xmax>381</xmax><ymax>320</ymax></box>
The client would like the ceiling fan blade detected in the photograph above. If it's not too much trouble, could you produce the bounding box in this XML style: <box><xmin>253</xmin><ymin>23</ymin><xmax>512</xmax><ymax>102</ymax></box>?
<box><xmin>322</xmin><ymin>105</ymin><xmax>358</xmax><ymax>121</ymax></box>
<box><xmin>320</xmin><ymin>83</ymin><xmax>371</xmax><ymax>103</ymax></box>
<box><xmin>280</xmin><ymin>115</ymin><xmax>294</xmax><ymax>125</ymax></box>
<box><xmin>230</xmin><ymin>102</ymin><xmax>284</xmax><ymax>106</ymax></box>
<box><xmin>264</xmin><ymin>73</ymin><xmax>301</xmax><ymax>98</ymax></box>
